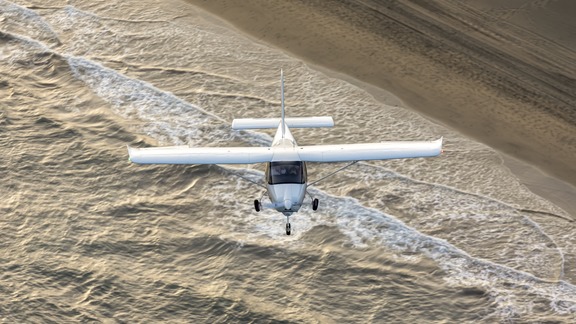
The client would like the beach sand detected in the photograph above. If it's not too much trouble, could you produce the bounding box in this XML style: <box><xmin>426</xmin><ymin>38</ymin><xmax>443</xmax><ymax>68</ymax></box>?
<box><xmin>184</xmin><ymin>0</ymin><xmax>576</xmax><ymax>216</ymax></box>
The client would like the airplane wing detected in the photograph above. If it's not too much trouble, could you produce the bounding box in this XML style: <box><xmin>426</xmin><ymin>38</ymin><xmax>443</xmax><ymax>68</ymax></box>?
<box><xmin>297</xmin><ymin>138</ymin><xmax>443</xmax><ymax>162</ymax></box>
<box><xmin>127</xmin><ymin>145</ymin><xmax>273</xmax><ymax>164</ymax></box>
<box><xmin>128</xmin><ymin>138</ymin><xmax>442</xmax><ymax>164</ymax></box>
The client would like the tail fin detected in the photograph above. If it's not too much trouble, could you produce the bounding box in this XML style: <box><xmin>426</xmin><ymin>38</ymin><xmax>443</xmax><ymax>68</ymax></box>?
<box><xmin>280</xmin><ymin>69</ymin><xmax>286</xmax><ymax>138</ymax></box>
<box><xmin>231</xmin><ymin>70</ymin><xmax>334</xmax><ymax>130</ymax></box>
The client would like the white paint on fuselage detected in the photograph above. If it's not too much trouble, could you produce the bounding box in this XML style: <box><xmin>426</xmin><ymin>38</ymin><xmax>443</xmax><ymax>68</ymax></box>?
<box><xmin>267</xmin><ymin>183</ymin><xmax>307</xmax><ymax>215</ymax></box>
<box><xmin>267</xmin><ymin>123</ymin><xmax>307</xmax><ymax>215</ymax></box>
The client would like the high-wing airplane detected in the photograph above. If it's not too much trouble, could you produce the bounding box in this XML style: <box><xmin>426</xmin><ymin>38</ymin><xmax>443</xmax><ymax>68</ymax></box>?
<box><xmin>127</xmin><ymin>71</ymin><xmax>443</xmax><ymax>235</ymax></box>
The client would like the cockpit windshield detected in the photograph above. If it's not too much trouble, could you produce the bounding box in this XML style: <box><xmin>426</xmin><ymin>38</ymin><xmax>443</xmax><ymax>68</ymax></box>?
<box><xmin>267</xmin><ymin>161</ymin><xmax>306</xmax><ymax>185</ymax></box>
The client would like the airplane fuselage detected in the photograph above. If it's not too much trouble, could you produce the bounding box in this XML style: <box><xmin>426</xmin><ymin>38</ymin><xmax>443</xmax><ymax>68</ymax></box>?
<box><xmin>267</xmin><ymin>182</ymin><xmax>307</xmax><ymax>215</ymax></box>
<box><xmin>264</xmin><ymin>124</ymin><xmax>308</xmax><ymax>215</ymax></box>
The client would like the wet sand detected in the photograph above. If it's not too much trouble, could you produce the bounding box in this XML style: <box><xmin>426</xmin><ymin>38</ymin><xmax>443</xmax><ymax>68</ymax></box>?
<box><xmin>185</xmin><ymin>0</ymin><xmax>576</xmax><ymax>217</ymax></box>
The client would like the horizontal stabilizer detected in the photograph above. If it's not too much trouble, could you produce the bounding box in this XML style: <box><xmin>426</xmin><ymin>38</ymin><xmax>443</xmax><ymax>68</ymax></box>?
<box><xmin>232</xmin><ymin>117</ymin><xmax>334</xmax><ymax>129</ymax></box>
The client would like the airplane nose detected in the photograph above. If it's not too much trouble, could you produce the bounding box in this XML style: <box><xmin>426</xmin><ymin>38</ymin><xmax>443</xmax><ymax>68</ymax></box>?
<box><xmin>284</xmin><ymin>199</ymin><xmax>292</xmax><ymax>210</ymax></box>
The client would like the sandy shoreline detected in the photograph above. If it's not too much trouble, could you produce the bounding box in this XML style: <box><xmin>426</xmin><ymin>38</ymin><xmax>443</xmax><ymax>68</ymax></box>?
<box><xmin>315</xmin><ymin>63</ymin><xmax>576</xmax><ymax>218</ymax></box>
<box><xmin>184</xmin><ymin>0</ymin><xmax>576</xmax><ymax>217</ymax></box>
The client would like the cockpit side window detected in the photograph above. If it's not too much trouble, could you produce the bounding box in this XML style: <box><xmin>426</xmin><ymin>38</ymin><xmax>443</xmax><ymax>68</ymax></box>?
<box><xmin>267</xmin><ymin>161</ymin><xmax>306</xmax><ymax>184</ymax></box>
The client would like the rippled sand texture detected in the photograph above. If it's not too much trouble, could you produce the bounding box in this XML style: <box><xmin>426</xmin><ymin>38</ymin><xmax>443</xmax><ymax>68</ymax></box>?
<box><xmin>187</xmin><ymin>0</ymin><xmax>576</xmax><ymax>189</ymax></box>
<box><xmin>1</xmin><ymin>0</ymin><xmax>576</xmax><ymax>322</ymax></box>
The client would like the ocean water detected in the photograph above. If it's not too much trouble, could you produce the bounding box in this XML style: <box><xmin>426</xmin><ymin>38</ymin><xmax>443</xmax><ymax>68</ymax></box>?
<box><xmin>1</xmin><ymin>0</ymin><xmax>575</xmax><ymax>322</ymax></box>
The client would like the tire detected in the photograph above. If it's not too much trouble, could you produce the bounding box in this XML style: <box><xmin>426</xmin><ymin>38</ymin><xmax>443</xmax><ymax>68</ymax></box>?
<box><xmin>312</xmin><ymin>198</ymin><xmax>319</xmax><ymax>211</ymax></box>
<box><xmin>254</xmin><ymin>199</ymin><xmax>261</xmax><ymax>212</ymax></box>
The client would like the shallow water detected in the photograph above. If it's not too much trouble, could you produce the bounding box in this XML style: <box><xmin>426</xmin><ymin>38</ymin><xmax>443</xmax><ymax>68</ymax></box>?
<box><xmin>1</xmin><ymin>0</ymin><xmax>575</xmax><ymax>322</ymax></box>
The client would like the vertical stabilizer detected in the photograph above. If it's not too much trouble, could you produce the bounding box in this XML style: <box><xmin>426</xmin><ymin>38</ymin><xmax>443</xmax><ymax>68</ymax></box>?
<box><xmin>280</xmin><ymin>69</ymin><xmax>286</xmax><ymax>138</ymax></box>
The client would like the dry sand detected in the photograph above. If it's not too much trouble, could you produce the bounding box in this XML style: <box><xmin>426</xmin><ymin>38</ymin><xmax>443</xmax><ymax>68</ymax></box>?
<box><xmin>185</xmin><ymin>0</ymin><xmax>576</xmax><ymax>216</ymax></box>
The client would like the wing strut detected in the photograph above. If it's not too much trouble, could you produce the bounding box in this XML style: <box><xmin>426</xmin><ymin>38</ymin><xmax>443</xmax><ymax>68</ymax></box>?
<box><xmin>219</xmin><ymin>166</ymin><xmax>267</xmax><ymax>189</ymax></box>
<box><xmin>308</xmin><ymin>161</ymin><xmax>359</xmax><ymax>186</ymax></box>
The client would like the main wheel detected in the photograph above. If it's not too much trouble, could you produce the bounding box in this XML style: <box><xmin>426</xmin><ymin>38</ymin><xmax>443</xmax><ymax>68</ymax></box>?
<box><xmin>286</xmin><ymin>223</ymin><xmax>291</xmax><ymax>235</ymax></box>
<box><xmin>312</xmin><ymin>198</ymin><xmax>319</xmax><ymax>211</ymax></box>
<box><xmin>254</xmin><ymin>199</ymin><xmax>261</xmax><ymax>212</ymax></box>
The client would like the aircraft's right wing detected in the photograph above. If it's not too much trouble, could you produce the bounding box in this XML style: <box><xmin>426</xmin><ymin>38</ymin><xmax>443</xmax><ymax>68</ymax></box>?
<box><xmin>297</xmin><ymin>138</ymin><xmax>443</xmax><ymax>162</ymax></box>
<box><xmin>127</xmin><ymin>146</ymin><xmax>273</xmax><ymax>164</ymax></box>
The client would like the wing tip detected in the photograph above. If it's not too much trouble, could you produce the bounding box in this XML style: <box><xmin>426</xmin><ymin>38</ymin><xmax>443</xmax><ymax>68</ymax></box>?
<box><xmin>126</xmin><ymin>144</ymin><xmax>135</xmax><ymax>162</ymax></box>
<box><xmin>437</xmin><ymin>136</ymin><xmax>444</xmax><ymax>155</ymax></box>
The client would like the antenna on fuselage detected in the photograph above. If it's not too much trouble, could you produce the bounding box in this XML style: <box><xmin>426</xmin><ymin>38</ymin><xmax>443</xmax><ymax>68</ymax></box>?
<box><xmin>280</xmin><ymin>69</ymin><xmax>286</xmax><ymax>139</ymax></box>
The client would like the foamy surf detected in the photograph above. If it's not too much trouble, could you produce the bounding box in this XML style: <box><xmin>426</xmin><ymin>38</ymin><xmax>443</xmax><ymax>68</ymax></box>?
<box><xmin>62</xmin><ymin>18</ymin><xmax>575</xmax><ymax>321</ymax></box>
<box><xmin>197</xmin><ymin>163</ymin><xmax>576</xmax><ymax>319</ymax></box>
<box><xmin>2</xmin><ymin>0</ymin><xmax>576</xmax><ymax>321</ymax></box>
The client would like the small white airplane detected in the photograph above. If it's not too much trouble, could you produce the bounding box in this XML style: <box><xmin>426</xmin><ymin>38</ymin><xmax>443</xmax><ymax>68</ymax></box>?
<box><xmin>127</xmin><ymin>71</ymin><xmax>443</xmax><ymax>235</ymax></box>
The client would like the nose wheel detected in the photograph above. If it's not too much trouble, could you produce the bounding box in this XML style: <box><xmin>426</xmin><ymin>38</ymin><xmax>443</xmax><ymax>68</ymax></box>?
<box><xmin>312</xmin><ymin>198</ymin><xmax>319</xmax><ymax>211</ymax></box>
<box><xmin>254</xmin><ymin>199</ymin><xmax>261</xmax><ymax>212</ymax></box>
<box><xmin>285</xmin><ymin>216</ymin><xmax>291</xmax><ymax>235</ymax></box>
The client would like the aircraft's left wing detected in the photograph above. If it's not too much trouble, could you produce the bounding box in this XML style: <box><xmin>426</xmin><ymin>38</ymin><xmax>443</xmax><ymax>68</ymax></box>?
<box><xmin>127</xmin><ymin>146</ymin><xmax>273</xmax><ymax>164</ymax></box>
<box><xmin>297</xmin><ymin>138</ymin><xmax>443</xmax><ymax>162</ymax></box>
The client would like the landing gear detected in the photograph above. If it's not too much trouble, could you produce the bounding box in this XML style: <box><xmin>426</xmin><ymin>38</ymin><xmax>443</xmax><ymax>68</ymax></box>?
<box><xmin>254</xmin><ymin>199</ymin><xmax>261</xmax><ymax>212</ymax></box>
<box><xmin>312</xmin><ymin>198</ymin><xmax>319</xmax><ymax>211</ymax></box>
<box><xmin>285</xmin><ymin>215</ymin><xmax>291</xmax><ymax>235</ymax></box>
